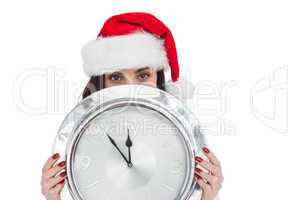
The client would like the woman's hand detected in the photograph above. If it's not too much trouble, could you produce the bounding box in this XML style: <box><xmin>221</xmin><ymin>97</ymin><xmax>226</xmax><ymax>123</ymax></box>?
<box><xmin>194</xmin><ymin>147</ymin><xmax>223</xmax><ymax>200</ymax></box>
<box><xmin>41</xmin><ymin>153</ymin><xmax>67</xmax><ymax>200</ymax></box>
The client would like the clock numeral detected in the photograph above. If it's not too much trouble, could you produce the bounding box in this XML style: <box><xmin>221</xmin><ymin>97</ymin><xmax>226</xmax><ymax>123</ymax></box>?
<box><xmin>74</xmin><ymin>155</ymin><xmax>91</xmax><ymax>171</ymax></box>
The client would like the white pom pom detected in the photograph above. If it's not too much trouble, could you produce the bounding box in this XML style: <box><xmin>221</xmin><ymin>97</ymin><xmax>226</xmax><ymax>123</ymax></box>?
<box><xmin>165</xmin><ymin>77</ymin><xmax>195</xmax><ymax>102</ymax></box>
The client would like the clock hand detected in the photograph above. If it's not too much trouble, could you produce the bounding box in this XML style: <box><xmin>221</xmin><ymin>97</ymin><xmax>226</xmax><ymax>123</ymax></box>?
<box><xmin>125</xmin><ymin>129</ymin><xmax>133</xmax><ymax>167</ymax></box>
<box><xmin>106</xmin><ymin>134</ymin><xmax>129</xmax><ymax>165</ymax></box>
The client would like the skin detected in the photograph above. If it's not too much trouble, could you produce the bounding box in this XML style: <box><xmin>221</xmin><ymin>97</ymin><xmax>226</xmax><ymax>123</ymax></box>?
<box><xmin>195</xmin><ymin>149</ymin><xmax>224</xmax><ymax>200</ymax></box>
<box><xmin>41</xmin><ymin>154</ymin><xmax>66</xmax><ymax>200</ymax></box>
<box><xmin>41</xmin><ymin>67</ymin><xmax>223</xmax><ymax>200</ymax></box>
<box><xmin>104</xmin><ymin>67</ymin><xmax>157</xmax><ymax>88</ymax></box>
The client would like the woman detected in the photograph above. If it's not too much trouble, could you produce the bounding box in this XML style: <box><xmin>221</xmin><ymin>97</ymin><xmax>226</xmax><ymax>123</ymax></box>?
<box><xmin>41</xmin><ymin>12</ymin><xmax>223</xmax><ymax>200</ymax></box>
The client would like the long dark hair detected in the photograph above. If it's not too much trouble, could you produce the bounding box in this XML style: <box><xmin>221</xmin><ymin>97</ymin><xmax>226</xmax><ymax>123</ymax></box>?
<box><xmin>82</xmin><ymin>70</ymin><xmax>165</xmax><ymax>99</ymax></box>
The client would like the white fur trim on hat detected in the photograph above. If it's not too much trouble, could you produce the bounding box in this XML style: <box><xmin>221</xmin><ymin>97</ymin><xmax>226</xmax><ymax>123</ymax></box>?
<box><xmin>165</xmin><ymin>77</ymin><xmax>195</xmax><ymax>102</ymax></box>
<box><xmin>81</xmin><ymin>31</ymin><xmax>170</xmax><ymax>76</ymax></box>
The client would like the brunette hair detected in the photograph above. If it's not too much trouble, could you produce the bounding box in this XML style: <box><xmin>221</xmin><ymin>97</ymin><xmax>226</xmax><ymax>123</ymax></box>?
<box><xmin>82</xmin><ymin>70</ymin><xmax>165</xmax><ymax>99</ymax></box>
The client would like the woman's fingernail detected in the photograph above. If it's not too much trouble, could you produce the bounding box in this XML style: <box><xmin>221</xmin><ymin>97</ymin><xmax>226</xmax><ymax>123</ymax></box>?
<box><xmin>57</xmin><ymin>161</ymin><xmax>66</xmax><ymax>167</ymax></box>
<box><xmin>196</xmin><ymin>157</ymin><xmax>203</xmax><ymax>162</ymax></box>
<box><xmin>195</xmin><ymin>174</ymin><xmax>202</xmax><ymax>180</ymax></box>
<box><xmin>195</xmin><ymin>168</ymin><xmax>202</xmax><ymax>173</ymax></box>
<box><xmin>52</xmin><ymin>153</ymin><xmax>60</xmax><ymax>160</ymax></box>
<box><xmin>202</xmin><ymin>147</ymin><xmax>210</xmax><ymax>154</ymax></box>
<box><xmin>59</xmin><ymin>171</ymin><xmax>67</xmax><ymax>177</ymax></box>
<box><xmin>59</xmin><ymin>179</ymin><xmax>65</xmax><ymax>184</ymax></box>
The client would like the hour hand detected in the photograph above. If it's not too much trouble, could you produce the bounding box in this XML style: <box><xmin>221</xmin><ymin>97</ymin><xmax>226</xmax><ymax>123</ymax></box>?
<box><xmin>125</xmin><ymin>129</ymin><xmax>133</xmax><ymax>167</ymax></box>
<box><xmin>106</xmin><ymin>134</ymin><xmax>129</xmax><ymax>164</ymax></box>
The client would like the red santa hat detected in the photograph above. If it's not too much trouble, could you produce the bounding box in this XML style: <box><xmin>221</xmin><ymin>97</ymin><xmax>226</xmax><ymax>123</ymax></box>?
<box><xmin>81</xmin><ymin>12</ymin><xmax>194</xmax><ymax>101</ymax></box>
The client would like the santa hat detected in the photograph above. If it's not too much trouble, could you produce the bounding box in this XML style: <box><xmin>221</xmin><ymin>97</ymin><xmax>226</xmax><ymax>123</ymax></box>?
<box><xmin>81</xmin><ymin>12</ymin><xmax>194</xmax><ymax>101</ymax></box>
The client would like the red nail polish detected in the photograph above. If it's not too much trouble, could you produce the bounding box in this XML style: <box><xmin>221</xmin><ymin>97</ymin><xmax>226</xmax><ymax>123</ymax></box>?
<box><xmin>202</xmin><ymin>147</ymin><xmax>210</xmax><ymax>154</ymax></box>
<box><xmin>195</xmin><ymin>168</ymin><xmax>202</xmax><ymax>173</ymax></box>
<box><xmin>59</xmin><ymin>171</ymin><xmax>66</xmax><ymax>177</ymax></box>
<box><xmin>195</xmin><ymin>174</ymin><xmax>202</xmax><ymax>180</ymax></box>
<box><xmin>57</xmin><ymin>161</ymin><xmax>66</xmax><ymax>167</ymax></box>
<box><xmin>196</xmin><ymin>157</ymin><xmax>203</xmax><ymax>162</ymax></box>
<box><xmin>52</xmin><ymin>153</ymin><xmax>60</xmax><ymax>160</ymax></box>
<box><xmin>59</xmin><ymin>179</ymin><xmax>65</xmax><ymax>184</ymax></box>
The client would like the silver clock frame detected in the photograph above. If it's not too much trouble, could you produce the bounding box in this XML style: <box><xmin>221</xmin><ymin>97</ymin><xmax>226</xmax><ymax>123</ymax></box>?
<box><xmin>52</xmin><ymin>84</ymin><xmax>206</xmax><ymax>200</ymax></box>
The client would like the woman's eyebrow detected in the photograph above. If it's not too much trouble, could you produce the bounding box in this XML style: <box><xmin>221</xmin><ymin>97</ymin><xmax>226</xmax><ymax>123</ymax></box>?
<box><xmin>109</xmin><ymin>71</ymin><xmax>122</xmax><ymax>75</ymax></box>
<box><xmin>135</xmin><ymin>67</ymin><xmax>150</xmax><ymax>73</ymax></box>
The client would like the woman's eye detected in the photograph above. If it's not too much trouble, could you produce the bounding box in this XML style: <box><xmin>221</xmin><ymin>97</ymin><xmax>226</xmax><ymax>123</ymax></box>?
<box><xmin>109</xmin><ymin>74</ymin><xmax>122</xmax><ymax>81</ymax></box>
<box><xmin>137</xmin><ymin>73</ymin><xmax>150</xmax><ymax>81</ymax></box>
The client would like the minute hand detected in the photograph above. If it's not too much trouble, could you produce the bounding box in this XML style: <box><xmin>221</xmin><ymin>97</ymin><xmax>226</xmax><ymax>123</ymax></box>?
<box><xmin>106</xmin><ymin>134</ymin><xmax>129</xmax><ymax>164</ymax></box>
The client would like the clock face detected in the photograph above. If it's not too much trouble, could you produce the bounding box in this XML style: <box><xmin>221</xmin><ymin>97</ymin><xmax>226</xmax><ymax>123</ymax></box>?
<box><xmin>71</xmin><ymin>105</ymin><xmax>192</xmax><ymax>200</ymax></box>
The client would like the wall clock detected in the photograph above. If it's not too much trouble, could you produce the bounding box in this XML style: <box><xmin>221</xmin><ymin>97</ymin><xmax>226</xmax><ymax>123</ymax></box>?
<box><xmin>52</xmin><ymin>84</ymin><xmax>206</xmax><ymax>200</ymax></box>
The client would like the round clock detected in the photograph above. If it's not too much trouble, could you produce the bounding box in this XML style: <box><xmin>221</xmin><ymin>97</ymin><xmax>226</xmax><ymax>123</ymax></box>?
<box><xmin>52</xmin><ymin>84</ymin><xmax>206</xmax><ymax>200</ymax></box>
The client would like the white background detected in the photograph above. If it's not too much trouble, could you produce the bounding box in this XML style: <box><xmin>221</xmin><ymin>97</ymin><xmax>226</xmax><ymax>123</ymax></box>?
<box><xmin>0</xmin><ymin>0</ymin><xmax>299</xmax><ymax>199</ymax></box>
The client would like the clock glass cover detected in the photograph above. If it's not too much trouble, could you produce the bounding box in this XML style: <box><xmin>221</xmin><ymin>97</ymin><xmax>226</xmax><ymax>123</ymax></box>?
<box><xmin>53</xmin><ymin>85</ymin><xmax>205</xmax><ymax>200</ymax></box>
